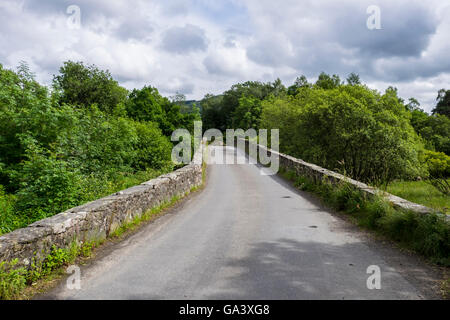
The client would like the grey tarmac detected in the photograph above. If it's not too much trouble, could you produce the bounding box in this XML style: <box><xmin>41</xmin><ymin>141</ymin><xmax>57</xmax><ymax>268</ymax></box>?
<box><xmin>40</xmin><ymin>146</ymin><xmax>444</xmax><ymax>300</ymax></box>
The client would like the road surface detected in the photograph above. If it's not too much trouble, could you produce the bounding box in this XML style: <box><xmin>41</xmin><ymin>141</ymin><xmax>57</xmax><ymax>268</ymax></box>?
<box><xmin>42</xmin><ymin>146</ymin><xmax>442</xmax><ymax>299</ymax></box>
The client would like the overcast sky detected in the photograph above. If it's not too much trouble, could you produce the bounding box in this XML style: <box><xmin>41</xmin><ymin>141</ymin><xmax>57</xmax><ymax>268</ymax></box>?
<box><xmin>1</xmin><ymin>0</ymin><xmax>449</xmax><ymax>112</ymax></box>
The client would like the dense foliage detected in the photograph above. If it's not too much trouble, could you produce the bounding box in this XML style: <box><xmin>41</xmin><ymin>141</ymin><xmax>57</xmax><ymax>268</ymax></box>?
<box><xmin>201</xmin><ymin>80</ymin><xmax>286</xmax><ymax>131</ymax></box>
<box><xmin>410</xmin><ymin>109</ymin><xmax>450</xmax><ymax>155</ymax></box>
<box><xmin>0</xmin><ymin>61</ymin><xmax>199</xmax><ymax>234</ymax></box>
<box><xmin>261</xmin><ymin>85</ymin><xmax>423</xmax><ymax>186</ymax></box>
<box><xmin>53</xmin><ymin>61</ymin><xmax>128</xmax><ymax>114</ymax></box>
<box><xmin>432</xmin><ymin>89</ymin><xmax>450</xmax><ymax>117</ymax></box>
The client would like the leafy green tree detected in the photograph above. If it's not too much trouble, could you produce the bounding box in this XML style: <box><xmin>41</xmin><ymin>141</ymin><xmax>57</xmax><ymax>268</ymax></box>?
<box><xmin>288</xmin><ymin>75</ymin><xmax>311</xmax><ymax>95</ymax></box>
<box><xmin>0</xmin><ymin>62</ymin><xmax>58</xmax><ymax>190</ymax></box>
<box><xmin>12</xmin><ymin>138</ymin><xmax>85</xmax><ymax>222</ymax></box>
<box><xmin>52</xmin><ymin>61</ymin><xmax>128</xmax><ymax>113</ymax></box>
<box><xmin>126</xmin><ymin>86</ymin><xmax>165</xmax><ymax>124</ymax></box>
<box><xmin>405</xmin><ymin>97</ymin><xmax>421</xmax><ymax>111</ymax></box>
<box><xmin>422</xmin><ymin>150</ymin><xmax>450</xmax><ymax>195</ymax></box>
<box><xmin>315</xmin><ymin>72</ymin><xmax>342</xmax><ymax>90</ymax></box>
<box><xmin>201</xmin><ymin>94</ymin><xmax>224</xmax><ymax>130</ymax></box>
<box><xmin>0</xmin><ymin>62</ymin><xmax>175</xmax><ymax>231</ymax></box>
<box><xmin>133</xmin><ymin>121</ymin><xmax>173</xmax><ymax>170</ymax></box>
<box><xmin>346</xmin><ymin>73</ymin><xmax>361</xmax><ymax>86</ymax></box>
<box><xmin>261</xmin><ymin>84</ymin><xmax>424</xmax><ymax>186</ymax></box>
<box><xmin>201</xmin><ymin>80</ymin><xmax>285</xmax><ymax>131</ymax></box>
<box><xmin>232</xmin><ymin>95</ymin><xmax>262</xmax><ymax>130</ymax></box>
<box><xmin>432</xmin><ymin>89</ymin><xmax>450</xmax><ymax>117</ymax></box>
<box><xmin>410</xmin><ymin>110</ymin><xmax>450</xmax><ymax>155</ymax></box>
<box><xmin>126</xmin><ymin>86</ymin><xmax>199</xmax><ymax>136</ymax></box>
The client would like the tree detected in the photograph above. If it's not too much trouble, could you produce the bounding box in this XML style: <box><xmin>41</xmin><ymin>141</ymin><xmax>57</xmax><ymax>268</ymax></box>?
<box><xmin>126</xmin><ymin>86</ymin><xmax>199</xmax><ymax>136</ymax></box>
<box><xmin>201</xmin><ymin>94</ymin><xmax>224</xmax><ymax>130</ymax></box>
<box><xmin>410</xmin><ymin>109</ymin><xmax>450</xmax><ymax>155</ymax></box>
<box><xmin>432</xmin><ymin>89</ymin><xmax>450</xmax><ymax>117</ymax></box>
<box><xmin>232</xmin><ymin>95</ymin><xmax>262</xmax><ymax>130</ymax></box>
<box><xmin>261</xmin><ymin>84</ymin><xmax>424</xmax><ymax>186</ymax></box>
<box><xmin>201</xmin><ymin>80</ymin><xmax>286</xmax><ymax>131</ymax></box>
<box><xmin>315</xmin><ymin>72</ymin><xmax>342</xmax><ymax>90</ymax></box>
<box><xmin>406</xmin><ymin>97</ymin><xmax>421</xmax><ymax>111</ymax></box>
<box><xmin>126</xmin><ymin>86</ymin><xmax>165</xmax><ymax>127</ymax></box>
<box><xmin>52</xmin><ymin>61</ymin><xmax>128</xmax><ymax>113</ymax></box>
<box><xmin>346</xmin><ymin>73</ymin><xmax>361</xmax><ymax>86</ymax></box>
<box><xmin>270</xmin><ymin>78</ymin><xmax>287</xmax><ymax>96</ymax></box>
<box><xmin>288</xmin><ymin>75</ymin><xmax>311</xmax><ymax>95</ymax></box>
<box><xmin>422</xmin><ymin>150</ymin><xmax>450</xmax><ymax>195</ymax></box>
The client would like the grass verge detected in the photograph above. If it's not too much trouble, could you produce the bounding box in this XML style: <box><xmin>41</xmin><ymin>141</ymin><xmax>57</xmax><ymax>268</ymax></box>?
<box><xmin>386</xmin><ymin>180</ymin><xmax>449</xmax><ymax>215</ymax></box>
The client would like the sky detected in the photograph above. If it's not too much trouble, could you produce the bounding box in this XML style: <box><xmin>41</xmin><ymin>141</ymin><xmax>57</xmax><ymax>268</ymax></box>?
<box><xmin>1</xmin><ymin>0</ymin><xmax>449</xmax><ymax>113</ymax></box>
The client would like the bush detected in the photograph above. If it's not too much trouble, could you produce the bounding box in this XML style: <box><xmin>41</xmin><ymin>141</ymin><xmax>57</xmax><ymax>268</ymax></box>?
<box><xmin>10</xmin><ymin>139</ymin><xmax>84</xmax><ymax>223</ymax></box>
<box><xmin>0</xmin><ymin>260</ymin><xmax>27</xmax><ymax>300</ymax></box>
<box><xmin>422</xmin><ymin>150</ymin><xmax>450</xmax><ymax>195</ymax></box>
<box><xmin>261</xmin><ymin>85</ymin><xmax>425</xmax><ymax>186</ymax></box>
<box><xmin>0</xmin><ymin>186</ymin><xmax>20</xmax><ymax>235</ymax></box>
<box><xmin>133</xmin><ymin>121</ymin><xmax>172</xmax><ymax>170</ymax></box>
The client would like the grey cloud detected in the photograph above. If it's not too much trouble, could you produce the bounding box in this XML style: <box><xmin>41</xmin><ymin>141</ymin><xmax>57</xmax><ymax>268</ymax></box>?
<box><xmin>330</xmin><ymin>3</ymin><xmax>437</xmax><ymax>58</ymax></box>
<box><xmin>203</xmin><ymin>54</ymin><xmax>232</xmax><ymax>76</ymax></box>
<box><xmin>22</xmin><ymin>0</ymin><xmax>124</xmax><ymax>23</ymax></box>
<box><xmin>224</xmin><ymin>36</ymin><xmax>237</xmax><ymax>48</ymax></box>
<box><xmin>162</xmin><ymin>0</ymin><xmax>189</xmax><ymax>16</ymax></box>
<box><xmin>246</xmin><ymin>38</ymin><xmax>292</xmax><ymax>67</ymax></box>
<box><xmin>161</xmin><ymin>24</ymin><xmax>208</xmax><ymax>54</ymax></box>
<box><xmin>1</xmin><ymin>0</ymin><xmax>448</xmax><ymax>110</ymax></box>
<box><xmin>115</xmin><ymin>19</ymin><xmax>154</xmax><ymax>42</ymax></box>
<box><xmin>159</xmin><ymin>81</ymin><xmax>195</xmax><ymax>95</ymax></box>
<box><xmin>244</xmin><ymin>0</ymin><xmax>442</xmax><ymax>83</ymax></box>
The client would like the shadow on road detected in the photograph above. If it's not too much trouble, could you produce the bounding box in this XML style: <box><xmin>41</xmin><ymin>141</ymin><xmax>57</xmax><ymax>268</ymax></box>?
<box><xmin>205</xmin><ymin>238</ymin><xmax>424</xmax><ymax>300</ymax></box>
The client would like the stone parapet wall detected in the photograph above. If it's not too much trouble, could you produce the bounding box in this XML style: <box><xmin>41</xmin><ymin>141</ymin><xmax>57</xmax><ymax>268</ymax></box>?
<box><xmin>0</xmin><ymin>143</ymin><xmax>204</xmax><ymax>267</ymax></box>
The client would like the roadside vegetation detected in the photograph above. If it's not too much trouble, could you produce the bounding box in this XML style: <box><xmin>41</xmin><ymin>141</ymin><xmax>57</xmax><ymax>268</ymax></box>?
<box><xmin>0</xmin><ymin>61</ymin><xmax>200</xmax><ymax>235</ymax></box>
<box><xmin>387</xmin><ymin>180</ymin><xmax>450</xmax><ymax>215</ymax></box>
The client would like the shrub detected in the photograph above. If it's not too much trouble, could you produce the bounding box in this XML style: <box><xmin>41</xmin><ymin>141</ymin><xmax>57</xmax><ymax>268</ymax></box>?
<box><xmin>261</xmin><ymin>85</ymin><xmax>425</xmax><ymax>186</ymax></box>
<box><xmin>0</xmin><ymin>186</ymin><xmax>20</xmax><ymax>235</ymax></box>
<box><xmin>133</xmin><ymin>121</ymin><xmax>172</xmax><ymax>170</ymax></box>
<box><xmin>422</xmin><ymin>150</ymin><xmax>450</xmax><ymax>195</ymax></box>
<box><xmin>0</xmin><ymin>260</ymin><xmax>27</xmax><ymax>300</ymax></box>
<box><xmin>12</xmin><ymin>139</ymin><xmax>85</xmax><ymax>223</ymax></box>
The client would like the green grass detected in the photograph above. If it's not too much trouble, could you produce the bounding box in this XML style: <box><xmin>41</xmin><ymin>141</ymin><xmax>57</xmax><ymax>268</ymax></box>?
<box><xmin>387</xmin><ymin>180</ymin><xmax>450</xmax><ymax>215</ymax></box>
<box><xmin>0</xmin><ymin>240</ymin><xmax>95</xmax><ymax>300</ymax></box>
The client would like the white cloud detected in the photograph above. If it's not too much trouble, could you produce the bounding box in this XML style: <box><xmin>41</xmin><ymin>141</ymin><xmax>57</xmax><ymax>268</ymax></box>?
<box><xmin>0</xmin><ymin>0</ymin><xmax>448</xmax><ymax>112</ymax></box>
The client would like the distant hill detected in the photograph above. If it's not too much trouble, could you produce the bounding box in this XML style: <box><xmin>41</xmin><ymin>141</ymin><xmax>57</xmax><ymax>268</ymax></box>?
<box><xmin>180</xmin><ymin>100</ymin><xmax>202</xmax><ymax>113</ymax></box>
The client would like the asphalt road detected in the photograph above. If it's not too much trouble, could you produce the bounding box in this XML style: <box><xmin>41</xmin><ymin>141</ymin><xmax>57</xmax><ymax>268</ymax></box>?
<box><xmin>42</xmin><ymin>146</ymin><xmax>442</xmax><ymax>300</ymax></box>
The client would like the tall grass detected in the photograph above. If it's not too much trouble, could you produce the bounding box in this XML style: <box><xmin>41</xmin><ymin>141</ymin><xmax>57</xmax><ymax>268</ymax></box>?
<box><xmin>387</xmin><ymin>180</ymin><xmax>449</xmax><ymax>215</ymax></box>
